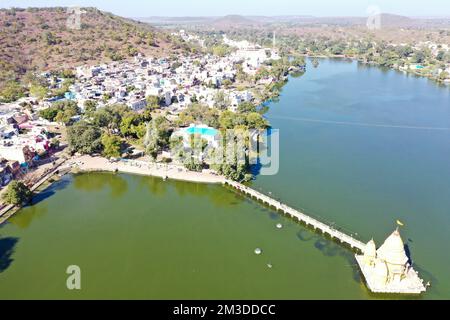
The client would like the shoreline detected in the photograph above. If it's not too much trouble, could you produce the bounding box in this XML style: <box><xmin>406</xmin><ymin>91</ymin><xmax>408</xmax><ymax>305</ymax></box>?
<box><xmin>0</xmin><ymin>155</ymin><xmax>225</xmax><ymax>225</ymax></box>
<box><xmin>301</xmin><ymin>54</ymin><xmax>450</xmax><ymax>85</ymax></box>
<box><xmin>72</xmin><ymin>155</ymin><xmax>226</xmax><ymax>184</ymax></box>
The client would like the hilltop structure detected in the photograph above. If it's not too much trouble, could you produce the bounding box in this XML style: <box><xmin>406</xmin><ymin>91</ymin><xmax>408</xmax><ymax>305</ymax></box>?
<box><xmin>355</xmin><ymin>228</ymin><xmax>427</xmax><ymax>294</ymax></box>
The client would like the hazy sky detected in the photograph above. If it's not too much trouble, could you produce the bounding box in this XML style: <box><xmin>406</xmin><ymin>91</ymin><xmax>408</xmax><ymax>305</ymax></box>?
<box><xmin>1</xmin><ymin>0</ymin><xmax>449</xmax><ymax>17</ymax></box>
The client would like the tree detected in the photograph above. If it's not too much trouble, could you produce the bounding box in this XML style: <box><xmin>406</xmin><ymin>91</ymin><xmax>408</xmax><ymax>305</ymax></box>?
<box><xmin>59</xmin><ymin>69</ymin><xmax>75</xmax><ymax>78</ymax></box>
<box><xmin>39</xmin><ymin>107</ymin><xmax>60</xmax><ymax>122</ymax></box>
<box><xmin>237</xmin><ymin>102</ymin><xmax>257</xmax><ymax>114</ymax></box>
<box><xmin>412</xmin><ymin>51</ymin><xmax>426</xmax><ymax>64</ymax></box>
<box><xmin>396</xmin><ymin>46</ymin><xmax>413</xmax><ymax>58</ymax></box>
<box><xmin>2</xmin><ymin>181</ymin><xmax>32</xmax><ymax>205</ymax></box>
<box><xmin>42</xmin><ymin>31</ymin><xmax>57</xmax><ymax>45</ymax></box>
<box><xmin>67</xmin><ymin>122</ymin><xmax>102</xmax><ymax>154</ymax></box>
<box><xmin>0</xmin><ymin>81</ymin><xmax>25</xmax><ymax>103</ymax></box>
<box><xmin>92</xmin><ymin>108</ymin><xmax>115</xmax><ymax>128</ymax></box>
<box><xmin>222</xmin><ymin>79</ymin><xmax>233</xmax><ymax>88</ymax></box>
<box><xmin>54</xmin><ymin>107</ymin><xmax>78</xmax><ymax>125</ymax></box>
<box><xmin>101</xmin><ymin>133</ymin><xmax>122</xmax><ymax>158</ymax></box>
<box><xmin>330</xmin><ymin>44</ymin><xmax>345</xmax><ymax>55</ymax></box>
<box><xmin>219</xmin><ymin>110</ymin><xmax>236</xmax><ymax>129</ymax></box>
<box><xmin>29</xmin><ymin>84</ymin><xmax>48</xmax><ymax>100</ymax></box>
<box><xmin>50</xmin><ymin>138</ymin><xmax>60</xmax><ymax>149</ymax></box>
<box><xmin>183</xmin><ymin>157</ymin><xmax>203</xmax><ymax>172</ymax></box>
<box><xmin>92</xmin><ymin>104</ymin><xmax>130</xmax><ymax>131</ymax></box>
<box><xmin>126</xmin><ymin>45</ymin><xmax>138</xmax><ymax>57</ymax></box>
<box><xmin>213</xmin><ymin>91</ymin><xmax>230</xmax><ymax>111</ymax></box>
<box><xmin>119</xmin><ymin>112</ymin><xmax>151</xmax><ymax>139</ymax></box>
<box><xmin>246</xmin><ymin>112</ymin><xmax>268</xmax><ymax>129</ymax></box>
<box><xmin>210</xmin><ymin>131</ymin><xmax>253</xmax><ymax>182</ymax></box>
<box><xmin>83</xmin><ymin>100</ymin><xmax>98</xmax><ymax>115</ymax></box>
<box><xmin>439</xmin><ymin>71</ymin><xmax>449</xmax><ymax>81</ymax></box>
<box><xmin>144</xmin><ymin>116</ymin><xmax>172</xmax><ymax>158</ymax></box>
<box><xmin>211</xmin><ymin>45</ymin><xmax>231</xmax><ymax>57</ymax></box>
<box><xmin>146</xmin><ymin>95</ymin><xmax>160</xmax><ymax>110</ymax></box>
<box><xmin>40</xmin><ymin>100</ymin><xmax>80</xmax><ymax>124</ymax></box>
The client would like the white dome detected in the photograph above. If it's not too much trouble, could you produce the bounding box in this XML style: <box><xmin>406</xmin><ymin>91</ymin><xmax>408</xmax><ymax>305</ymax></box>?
<box><xmin>377</xmin><ymin>229</ymin><xmax>409</xmax><ymax>266</ymax></box>
<box><xmin>364</xmin><ymin>239</ymin><xmax>377</xmax><ymax>258</ymax></box>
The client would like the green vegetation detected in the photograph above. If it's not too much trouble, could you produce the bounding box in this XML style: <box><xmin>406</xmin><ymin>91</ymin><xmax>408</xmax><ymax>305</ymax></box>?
<box><xmin>176</xmin><ymin>103</ymin><xmax>219</xmax><ymax>128</ymax></box>
<box><xmin>66</xmin><ymin>103</ymin><xmax>155</xmax><ymax>157</ymax></box>
<box><xmin>213</xmin><ymin>91</ymin><xmax>230</xmax><ymax>111</ymax></box>
<box><xmin>220</xmin><ymin>30</ymin><xmax>449</xmax><ymax>84</ymax></box>
<box><xmin>218</xmin><ymin>109</ymin><xmax>268</xmax><ymax>130</ymax></box>
<box><xmin>208</xmin><ymin>130</ymin><xmax>253</xmax><ymax>182</ymax></box>
<box><xmin>67</xmin><ymin>121</ymin><xmax>102</xmax><ymax>154</ymax></box>
<box><xmin>2</xmin><ymin>181</ymin><xmax>32</xmax><ymax>205</ymax></box>
<box><xmin>101</xmin><ymin>133</ymin><xmax>122</xmax><ymax>158</ymax></box>
<box><xmin>210</xmin><ymin>45</ymin><xmax>233</xmax><ymax>57</ymax></box>
<box><xmin>0</xmin><ymin>80</ymin><xmax>26</xmax><ymax>103</ymax></box>
<box><xmin>144</xmin><ymin>116</ymin><xmax>171</xmax><ymax>159</ymax></box>
<box><xmin>29</xmin><ymin>84</ymin><xmax>48</xmax><ymax>100</ymax></box>
<box><xmin>83</xmin><ymin>100</ymin><xmax>98</xmax><ymax>115</ymax></box>
<box><xmin>39</xmin><ymin>100</ymin><xmax>81</xmax><ymax>124</ymax></box>
<box><xmin>145</xmin><ymin>95</ymin><xmax>161</xmax><ymax>110</ymax></box>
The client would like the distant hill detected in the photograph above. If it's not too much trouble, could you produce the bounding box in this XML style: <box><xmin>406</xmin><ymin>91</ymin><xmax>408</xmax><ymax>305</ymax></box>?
<box><xmin>239</xmin><ymin>13</ymin><xmax>417</xmax><ymax>27</ymax></box>
<box><xmin>137</xmin><ymin>16</ymin><xmax>215</xmax><ymax>25</ymax></box>
<box><xmin>378</xmin><ymin>13</ymin><xmax>413</xmax><ymax>25</ymax></box>
<box><xmin>141</xmin><ymin>13</ymin><xmax>449</xmax><ymax>29</ymax></box>
<box><xmin>0</xmin><ymin>7</ymin><xmax>184</xmax><ymax>88</ymax></box>
<box><xmin>211</xmin><ymin>15</ymin><xmax>261</xmax><ymax>28</ymax></box>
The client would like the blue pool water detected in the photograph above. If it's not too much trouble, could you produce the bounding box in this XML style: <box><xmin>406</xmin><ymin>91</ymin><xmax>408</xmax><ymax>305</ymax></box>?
<box><xmin>185</xmin><ymin>126</ymin><xmax>218</xmax><ymax>136</ymax></box>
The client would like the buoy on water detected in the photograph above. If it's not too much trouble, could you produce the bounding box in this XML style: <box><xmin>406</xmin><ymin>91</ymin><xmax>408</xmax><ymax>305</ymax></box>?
<box><xmin>254</xmin><ymin>248</ymin><xmax>262</xmax><ymax>255</ymax></box>
<box><xmin>267</xmin><ymin>263</ymin><xmax>273</xmax><ymax>269</ymax></box>
<box><xmin>276</xmin><ymin>223</ymin><xmax>283</xmax><ymax>229</ymax></box>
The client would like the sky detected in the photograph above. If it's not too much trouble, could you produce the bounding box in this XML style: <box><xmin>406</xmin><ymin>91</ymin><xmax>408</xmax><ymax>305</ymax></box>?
<box><xmin>1</xmin><ymin>0</ymin><xmax>449</xmax><ymax>18</ymax></box>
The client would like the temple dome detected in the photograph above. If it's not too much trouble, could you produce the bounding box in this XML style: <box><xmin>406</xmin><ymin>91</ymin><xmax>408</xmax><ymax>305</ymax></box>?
<box><xmin>377</xmin><ymin>229</ymin><xmax>408</xmax><ymax>266</ymax></box>
<box><xmin>364</xmin><ymin>239</ymin><xmax>377</xmax><ymax>258</ymax></box>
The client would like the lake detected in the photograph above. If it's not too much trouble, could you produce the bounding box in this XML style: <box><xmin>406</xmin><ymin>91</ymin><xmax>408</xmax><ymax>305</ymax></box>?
<box><xmin>0</xmin><ymin>59</ymin><xmax>449</xmax><ymax>299</ymax></box>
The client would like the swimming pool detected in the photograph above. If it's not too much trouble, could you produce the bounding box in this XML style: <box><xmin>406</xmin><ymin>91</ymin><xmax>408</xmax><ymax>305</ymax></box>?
<box><xmin>185</xmin><ymin>126</ymin><xmax>218</xmax><ymax>136</ymax></box>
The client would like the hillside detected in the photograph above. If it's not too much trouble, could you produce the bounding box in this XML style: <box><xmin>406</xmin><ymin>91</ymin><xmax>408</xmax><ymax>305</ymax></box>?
<box><xmin>0</xmin><ymin>7</ymin><xmax>186</xmax><ymax>89</ymax></box>
<box><xmin>211</xmin><ymin>15</ymin><xmax>261</xmax><ymax>28</ymax></box>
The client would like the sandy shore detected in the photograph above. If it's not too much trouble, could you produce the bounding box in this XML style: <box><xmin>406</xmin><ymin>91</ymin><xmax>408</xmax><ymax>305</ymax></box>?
<box><xmin>71</xmin><ymin>155</ymin><xmax>226</xmax><ymax>184</ymax></box>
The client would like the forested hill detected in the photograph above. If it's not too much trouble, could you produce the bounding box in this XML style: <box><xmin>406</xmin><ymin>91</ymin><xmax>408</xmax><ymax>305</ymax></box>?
<box><xmin>0</xmin><ymin>7</ymin><xmax>190</xmax><ymax>91</ymax></box>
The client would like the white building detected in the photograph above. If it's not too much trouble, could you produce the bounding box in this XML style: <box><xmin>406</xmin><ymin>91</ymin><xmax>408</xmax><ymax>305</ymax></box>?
<box><xmin>355</xmin><ymin>228</ymin><xmax>427</xmax><ymax>294</ymax></box>
<box><xmin>128</xmin><ymin>99</ymin><xmax>147</xmax><ymax>111</ymax></box>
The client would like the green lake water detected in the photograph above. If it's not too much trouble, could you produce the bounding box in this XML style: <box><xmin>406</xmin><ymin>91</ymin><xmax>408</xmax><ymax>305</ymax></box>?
<box><xmin>0</xmin><ymin>59</ymin><xmax>449</xmax><ymax>299</ymax></box>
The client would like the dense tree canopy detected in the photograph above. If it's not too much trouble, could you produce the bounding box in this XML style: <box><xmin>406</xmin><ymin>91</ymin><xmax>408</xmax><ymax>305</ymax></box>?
<box><xmin>2</xmin><ymin>181</ymin><xmax>32</xmax><ymax>205</ymax></box>
<box><xmin>101</xmin><ymin>133</ymin><xmax>122</xmax><ymax>158</ymax></box>
<box><xmin>67</xmin><ymin>121</ymin><xmax>102</xmax><ymax>154</ymax></box>
<box><xmin>0</xmin><ymin>81</ymin><xmax>26</xmax><ymax>103</ymax></box>
<box><xmin>39</xmin><ymin>100</ymin><xmax>80</xmax><ymax>124</ymax></box>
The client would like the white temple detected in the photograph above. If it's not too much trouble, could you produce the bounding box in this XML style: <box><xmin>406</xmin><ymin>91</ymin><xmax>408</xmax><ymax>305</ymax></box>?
<box><xmin>355</xmin><ymin>228</ymin><xmax>428</xmax><ymax>294</ymax></box>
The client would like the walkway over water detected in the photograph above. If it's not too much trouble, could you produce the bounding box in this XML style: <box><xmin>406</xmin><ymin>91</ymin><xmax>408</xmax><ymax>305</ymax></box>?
<box><xmin>224</xmin><ymin>180</ymin><xmax>366</xmax><ymax>252</ymax></box>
